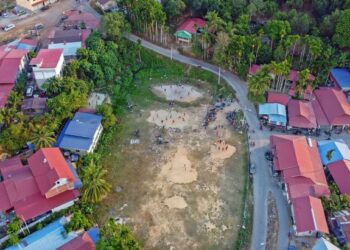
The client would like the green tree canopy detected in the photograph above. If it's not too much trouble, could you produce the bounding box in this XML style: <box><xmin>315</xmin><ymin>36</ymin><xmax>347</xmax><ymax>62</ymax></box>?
<box><xmin>97</xmin><ymin>219</ymin><xmax>140</xmax><ymax>250</ymax></box>
<box><xmin>81</xmin><ymin>160</ymin><xmax>111</xmax><ymax>204</ymax></box>
<box><xmin>101</xmin><ymin>12</ymin><xmax>130</xmax><ymax>42</ymax></box>
<box><xmin>333</xmin><ymin>9</ymin><xmax>350</xmax><ymax>48</ymax></box>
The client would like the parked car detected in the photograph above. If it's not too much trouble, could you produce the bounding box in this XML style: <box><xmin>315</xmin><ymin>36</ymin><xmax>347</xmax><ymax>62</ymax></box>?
<box><xmin>41</xmin><ymin>5</ymin><xmax>50</xmax><ymax>11</ymax></box>
<box><xmin>249</xmin><ymin>163</ymin><xmax>256</xmax><ymax>175</ymax></box>
<box><xmin>2</xmin><ymin>23</ymin><xmax>15</xmax><ymax>32</ymax></box>
<box><xmin>17</xmin><ymin>10</ymin><xmax>26</xmax><ymax>16</ymax></box>
<box><xmin>26</xmin><ymin>86</ymin><xmax>34</xmax><ymax>97</ymax></box>
<box><xmin>34</xmin><ymin>23</ymin><xmax>44</xmax><ymax>30</ymax></box>
<box><xmin>1</xmin><ymin>12</ymin><xmax>9</xmax><ymax>17</ymax></box>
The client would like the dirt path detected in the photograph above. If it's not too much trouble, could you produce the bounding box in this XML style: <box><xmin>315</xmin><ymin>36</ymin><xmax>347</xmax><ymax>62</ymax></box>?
<box><xmin>99</xmin><ymin>84</ymin><xmax>247</xmax><ymax>250</ymax></box>
<box><xmin>266</xmin><ymin>192</ymin><xmax>279</xmax><ymax>250</ymax></box>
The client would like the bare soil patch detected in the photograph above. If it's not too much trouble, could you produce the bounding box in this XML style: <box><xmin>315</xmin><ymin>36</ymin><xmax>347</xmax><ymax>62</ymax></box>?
<box><xmin>98</xmin><ymin>83</ymin><xmax>247</xmax><ymax>250</ymax></box>
<box><xmin>164</xmin><ymin>196</ymin><xmax>188</xmax><ymax>209</ymax></box>
<box><xmin>152</xmin><ymin>84</ymin><xmax>203</xmax><ymax>103</ymax></box>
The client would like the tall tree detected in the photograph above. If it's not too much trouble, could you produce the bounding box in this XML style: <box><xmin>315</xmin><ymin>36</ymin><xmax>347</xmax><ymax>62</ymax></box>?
<box><xmin>163</xmin><ymin>0</ymin><xmax>185</xmax><ymax>22</ymax></box>
<box><xmin>101</xmin><ymin>12</ymin><xmax>130</xmax><ymax>42</ymax></box>
<box><xmin>81</xmin><ymin>161</ymin><xmax>111</xmax><ymax>204</ymax></box>
<box><xmin>30</xmin><ymin>125</ymin><xmax>56</xmax><ymax>150</ymax></box>
<box><xmin>333</xmin><ymin>9</ymin><xmax>350</xmax><ymax>48</ymax></box>
<box><xmin>248</xmin><ymin>65</ymin><xmax>271</xmax><ymax>103</ymax></box>
<box><xmin>265</xmin><ymin>20</ymin><xmax>291</xmax><ymax>49</ymax></box>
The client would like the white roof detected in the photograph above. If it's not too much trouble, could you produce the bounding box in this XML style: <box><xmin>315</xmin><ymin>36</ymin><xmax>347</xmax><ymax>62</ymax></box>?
<box><xmin>312</xmin><ymin>238</ymin><xmax>340</xmax><ymax>250</ymax></box>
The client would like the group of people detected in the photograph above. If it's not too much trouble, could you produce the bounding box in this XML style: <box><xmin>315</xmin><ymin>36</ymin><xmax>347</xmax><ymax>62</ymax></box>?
<box><xmin>215</xmin><ymin>139</ymin><xmax>229</xmax><ymax>151</ymax></box>
<box><xmin>162</xmin><ymin>84</ymin><xmax>194</xmax><ymax>100</ymax></box>
<box><xmin>152</xmin><ymin>111</ymin><xmax>187</xmax><ymax>125</ymax></box>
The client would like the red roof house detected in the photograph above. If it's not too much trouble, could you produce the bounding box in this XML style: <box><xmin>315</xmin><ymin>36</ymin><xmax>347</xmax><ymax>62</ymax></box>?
<box><xmin>288</xmin><ymin>100</ymin><xmax>317</xmax><ymax>129</ymax></box>
<box><xmin>328</xmin><ymin>160</ymin><xmax>350</xmax><ymax>196</ymax></box>
<box><xmin>312</xmin><ymin>87</ymin><xmax>350</xmax><ymax>127</ymax></box>
<box><xmin>292</xmin><ymin>196</ymin><xmax>329</xmax><ymax>235</ymax></box>
<box><xmin>270</xmin><ymin>135</ymin><xmax>330</xmax><ymax>235</ymax></box>
<box><xmin>30</xmin><ymin>49</ymin><xmax>64</xmax><ymax>88</ymax></box>
<box><xmin>267</xmin><ymin>91</ymin><xmax>290</xmax><ymax>106</ymax></box>
<box><xmin>248</xmin><ymin>64</ymin><xmax>261</xmax><ymax>75</ymax></box>
<box><xmin>0</xmin><ymin>47</ymin><xmax>29</xmax><ymax>108</ymax></box>
<box><xmin>0</xmin><ymin>148</ymin><xmax>81</xmax><ymax>222</ymax></box>
<box><xmin>177</xmin><ymin>18</ymin><xmax>205</xmax><ymax>34</ymax></box>
<box><xmin>248</xmin><ymin>64</ymin><xmax>315</xmax><ymax>100</ymax></box>
<box><xmin>63</xmin><ymin>10</ymin><xmax>100</xmax><ymax>30</ymax></box>
<box><xmin>58</xmin><ymin>232</ymin><xmax>95</xmax><ymax>250</ymax></box>
<box><xmin>175</xmin><ymin>18</ymin><xmax>205</xmax><ymax>41</ymax></box>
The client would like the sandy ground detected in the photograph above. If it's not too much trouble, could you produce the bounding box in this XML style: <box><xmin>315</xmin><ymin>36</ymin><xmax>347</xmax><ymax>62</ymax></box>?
<box><xmin>147</xmin><ymin>110</ymin><xmax>190</xmax><ymax>129</ymax></box>
<box><xmin>159</xmin><ymin>146</ymin><xmax>198</xmax><ymax>184</ymax></box>
<box><xmin>101</xmin><ymin>84</ymin><xmax>246</xmax><ymax>249</ymax></box>
<box><xmin>164</xmin><ymin>196</ymin><xmax>188</xmax><ymax>209</ymax></box>
<box><xmin>152</xmin><ymin>84</ymin><xmax>203</xmax><ymax>103</ymax></box>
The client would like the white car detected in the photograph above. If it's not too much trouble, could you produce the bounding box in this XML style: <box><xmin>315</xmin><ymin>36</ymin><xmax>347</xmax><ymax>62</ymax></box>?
<box><xmin>3</xmin><ymin>23</ymin><xmax>15</xmax><ymax>32</ymax></box>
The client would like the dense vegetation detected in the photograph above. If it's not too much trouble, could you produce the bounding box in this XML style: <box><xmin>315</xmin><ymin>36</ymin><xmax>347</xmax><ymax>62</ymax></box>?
<box><xmin>117</xmin><ymin>0</ymin><xmax>350</xmax><ymax>103</ymax></box>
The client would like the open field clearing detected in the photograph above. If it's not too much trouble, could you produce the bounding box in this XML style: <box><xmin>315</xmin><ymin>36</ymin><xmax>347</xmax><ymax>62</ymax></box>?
<box><xmin>96</xmin><ymin>52</ymin><xmax>249</xmax><ymax>249</ymax></box>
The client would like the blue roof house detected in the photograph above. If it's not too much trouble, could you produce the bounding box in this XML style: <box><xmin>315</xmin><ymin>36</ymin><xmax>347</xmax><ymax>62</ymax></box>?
<box><xmin>6</xmin><ymin>217</ymin><xmax>78</xmax><ymax>250</ymax></box>
<box><xmin>56</xmin><ymin>112</ymin><xmax>103</xmax><ymax>155</ymax></box>
<box><xmin>259</xmin><ymin>103</ymin><xmax>287</xmax><ymax>126</ymax></box>
<box><xmin>329</xmin><ymin>68</ymin><xmax>350</xmax><ymax>91</ymax></box>
<box><xmin>318</xmin><ymin>139</ymin><xmax>350</xmax><ymax>165</ymax></box>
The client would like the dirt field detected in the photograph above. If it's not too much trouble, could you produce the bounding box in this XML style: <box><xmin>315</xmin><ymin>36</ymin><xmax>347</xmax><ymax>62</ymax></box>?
<box><xmin>97</xmin><ymin>82</ymin><xmax>248</xmax><ymax>249</ymax></box>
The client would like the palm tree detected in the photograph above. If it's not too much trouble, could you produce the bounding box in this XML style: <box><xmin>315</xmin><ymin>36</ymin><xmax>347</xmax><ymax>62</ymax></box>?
<box><xmin>269</xmin><ymin>60</ymin><xmax>291</xmax><ymax>92</ymax></box>
<box><xmin>30</xmin><ymin>125</ymin><xmax>56</xmax><ymax>150</ymax></box>
<box><xmin>205</xmin><ymin>11</ymin><xmax>225</xmax><ymax>35</ymax></box>
<box><xmin>81</xmin><ymin>161</ymin><xmax>111</xmax><ymax>204</ymax></box>
<box><xmin>7</xmin><ymin>92</ymin><xmax>22</xmax><ymax>109</ymax></box>
<box><xmin>248</xmin><ymin>66</ymin><xmax>271</xmax><ymax>103</ymax></box>
<box><xmin>295</xmin><ymin>68</ymin><xmax>311</xmax><ymax>99</ymax></box>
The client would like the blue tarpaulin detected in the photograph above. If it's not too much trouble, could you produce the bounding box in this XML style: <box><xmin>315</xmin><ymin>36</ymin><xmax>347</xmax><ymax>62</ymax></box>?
<box><xmin>318</xmin><ymin>139</ymin><xmax>350</xmax><ymax>165</ymax></box>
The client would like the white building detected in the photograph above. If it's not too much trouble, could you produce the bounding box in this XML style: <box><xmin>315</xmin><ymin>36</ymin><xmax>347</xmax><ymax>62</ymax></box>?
<box><xmin>16</xmin><ymin>0</ymin><xmax>57</xmax><ymax>11</ymax></box>
<box><xmin>29</xmin><ymin>48</ymin><xmax>64</xmax><ymax>88</ymax></box>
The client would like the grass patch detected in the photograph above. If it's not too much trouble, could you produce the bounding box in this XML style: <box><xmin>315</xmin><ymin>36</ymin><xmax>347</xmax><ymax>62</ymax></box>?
<box><xmin>130</xmin><ymin>49</ymin><xmax>235</xmax><ymax>108</ymax></box>
<box><xmin>234</xmin><ymin>134</ymin><xmax>253</xmax><ymax>250</ymax></box>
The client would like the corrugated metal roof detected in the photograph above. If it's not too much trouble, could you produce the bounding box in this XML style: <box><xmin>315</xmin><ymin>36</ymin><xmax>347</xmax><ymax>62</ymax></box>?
<box><xmin>259</xmin><ymin>103</ymin><xmax>287</xmax><ymax>125</ymax></box>
<box><xmin>331</xmin><ymin>68</ymin><xmax>350</xmax><ymax>90</ymax></box>
<box><xmin>56</xmin><ymin>112</ymin><xmax>102</xmax><ymax>151</ymax></box>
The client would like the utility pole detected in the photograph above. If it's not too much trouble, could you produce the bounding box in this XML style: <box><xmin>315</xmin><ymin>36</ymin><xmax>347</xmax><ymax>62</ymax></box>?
<box><xmin>171</xmin><ymin>45</ymin><xmax>173</xmax><ymax>60</ymax></box>
<box><xmin>218</xmin><ymin>67</ymin><xmax>221</xmax><ymax>85</ymax></box>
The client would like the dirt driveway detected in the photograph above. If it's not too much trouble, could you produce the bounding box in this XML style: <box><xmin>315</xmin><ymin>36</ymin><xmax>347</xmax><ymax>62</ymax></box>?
<box><xmin>0</xmin><ymin>0</ymin><xmax>79</xmax><ymax>43</ymax></box>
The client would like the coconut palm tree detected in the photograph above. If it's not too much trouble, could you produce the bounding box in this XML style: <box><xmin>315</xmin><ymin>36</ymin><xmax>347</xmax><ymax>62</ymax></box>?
<box><xmin>30</xmin><ymin>125</ymin><xmax>56</xmax><ymax>150</ymax></box>
<box><xmin>81</xmin><ymin>161</ymin><xmax>111</xmax><ymax>204</ymax></box>
<box><xmin>295</xmin><ymin>68</ymin><xmax>311</xmax><ymax>99</ymax></box>
<box><xmin>205</xmin><ymin>11</ymin><xmax>225</xmax><ymax>35</ymax></box>
<box><xmin>7</xmin><ymin>92</ymin><xmax>22</xmax><ymax>109</ymax></box>
<box><xmin>248</xmin><ymin>66</ymin><xmax>271</xmax><ymax>103</ymax></box>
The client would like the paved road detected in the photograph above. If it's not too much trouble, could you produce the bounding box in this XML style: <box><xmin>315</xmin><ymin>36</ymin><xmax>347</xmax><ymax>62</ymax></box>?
<box><xmin>126</xmin><ymin>34</ymin><xmax>290</xmax><ymax>250</ymax></box>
